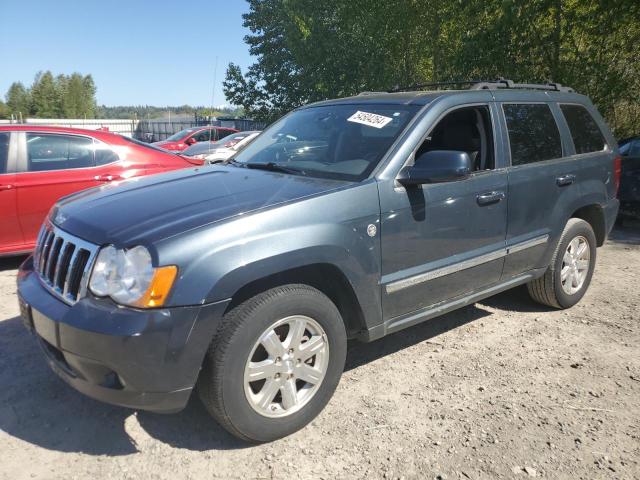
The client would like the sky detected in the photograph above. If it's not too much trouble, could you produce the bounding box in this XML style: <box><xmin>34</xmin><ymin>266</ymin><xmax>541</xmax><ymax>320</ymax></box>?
<box><xmin>0</xmin><ymin>0</ymin><xmax>254</xmax><ymax>107</ymax></box>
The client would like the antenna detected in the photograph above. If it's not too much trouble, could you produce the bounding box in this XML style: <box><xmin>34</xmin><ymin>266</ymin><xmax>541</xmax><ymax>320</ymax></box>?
<box><xmin>211</xmin><ymin>56</ymin><xmax>219</xmax><ymax>118</ymax></box>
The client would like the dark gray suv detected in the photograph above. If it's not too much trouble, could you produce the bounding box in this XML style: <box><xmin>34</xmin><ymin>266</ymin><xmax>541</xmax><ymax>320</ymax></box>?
<box><xmin>17</xmin><ymin>80</ymin><xmax>620</xmax><ymax>442</ymax></box>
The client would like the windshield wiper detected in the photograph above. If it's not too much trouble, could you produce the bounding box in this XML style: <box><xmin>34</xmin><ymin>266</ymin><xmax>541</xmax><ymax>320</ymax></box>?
<box><xmin>244</xmin><ymin>162</ymin><xmax>306</xmax><ymax>176</ymax></box>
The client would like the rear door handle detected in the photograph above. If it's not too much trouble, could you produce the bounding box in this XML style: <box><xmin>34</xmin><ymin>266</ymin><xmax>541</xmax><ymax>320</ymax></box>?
<box><xmin>556</xmin><ymin>174</ymin><xmax>576</xmax><ymax>186</ymax></box>
<box><xmin>94</xmin><ymin>174</ymin><xmax>122</xmax><ymax>182</ymax></box>
<box><xmin>0</xmin><ymin>184</ymin><xmax>14</xmax><ymax>191</ymax></box>
<box><xmin>476</xmin><ymin>191</ymin><xmax>505</xmax><ymax>206</ymax></box>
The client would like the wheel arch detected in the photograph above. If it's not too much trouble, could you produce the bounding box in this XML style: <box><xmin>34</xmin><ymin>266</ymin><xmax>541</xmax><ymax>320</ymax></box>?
<box><xmin>571</xmin><ymin>203</ymin><xmax>606</xmax><ymax>246</ymax></box>
<box><xmin>223</xmin><ymin>263</ymin><xmax>368</xmax><ymax>339</ymax></box>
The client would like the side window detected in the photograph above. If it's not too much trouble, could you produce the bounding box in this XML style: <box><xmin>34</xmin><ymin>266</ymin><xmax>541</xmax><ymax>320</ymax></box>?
<box><xmin>560</xmin><ymin>104</ymin><xmax>607</xmax><ymax>154</ymax></box>
<box><xmin>630</xmin><ymin>140</ymin><xmax>640</xmax><ymax>157</ymax></box>
<box><xmin>26</xmin><ymin>133</ymin><xmax>95</xmax><ymax>172</ymax></box>
<box><xmin>415</xmin><ymin>105</ymin><xmax>495</xmax><ymax>171</ymax></box>
<box><xmin>192</xmin><ymin>129</ymin><xmax>211</xmax><ymax>142</ymax></box>
<box><xmin>94</xmin><ymin>140</ymin><xmax>119</xmax><ymax>165</ymax></box>
<box><xmin>0</xmin><ymin>133</ymin><xmax>9</xmax><ymax>174</ymax></box>
<box><xmin>503</xmin><ymin>104</ymin><xmax>562</xmax><ymax>166</ymax></box>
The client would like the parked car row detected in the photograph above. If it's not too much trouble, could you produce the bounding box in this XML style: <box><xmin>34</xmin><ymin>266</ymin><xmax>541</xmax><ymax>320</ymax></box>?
<box><xmin>181</xmin><ymin>131</ymin><xmax>261</xmax><ymax>163</ymax></box>
<box><xmin>151</xmin><ymin>126</ymin><xmax>239</xmax><ymax>151</ymax></box>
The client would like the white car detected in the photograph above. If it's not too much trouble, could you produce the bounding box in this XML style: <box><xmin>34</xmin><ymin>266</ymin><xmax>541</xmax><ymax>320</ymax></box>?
<box><xmin>181</xmin><ymin>131</ymin><xmax>261</xmax><ymax>163</ymax></box>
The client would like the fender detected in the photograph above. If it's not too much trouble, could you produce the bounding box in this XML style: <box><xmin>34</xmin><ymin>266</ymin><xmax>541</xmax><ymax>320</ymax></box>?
<box><xmin>155</xmin><ymin>181</ymin><xmax>383</xmax><ymax>328</ymax></box>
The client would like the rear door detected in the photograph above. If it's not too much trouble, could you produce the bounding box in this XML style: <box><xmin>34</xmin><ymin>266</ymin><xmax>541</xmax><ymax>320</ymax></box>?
<box><xmin>0</xmin><ymin>132</ymin><xmax>24</xmax><ymax>252</ymax></box>
<box><xmin>15</xmin><ymin>132</ymin><xmax>100</xmax><ymax>246</ymax></box>
<box><xmin>499</xmin><ymin>101</ymin><xmax>580</xmax><ymax>278</ymax></box>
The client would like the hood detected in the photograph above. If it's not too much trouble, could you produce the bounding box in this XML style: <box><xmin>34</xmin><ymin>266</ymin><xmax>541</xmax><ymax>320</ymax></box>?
<box><xmin>53</xmin><ymin>165</ymin><xmax>349</xmax><ymax>246</ymax></box>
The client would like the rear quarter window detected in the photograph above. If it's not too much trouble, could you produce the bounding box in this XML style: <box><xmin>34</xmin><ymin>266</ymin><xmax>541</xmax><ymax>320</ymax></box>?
<box><xmin>560</xmin><ymin>104</ymin><xmax>607</xmax><ymax>154</ymax></box>
<box><xmin>503</xmin><ymin>103</ymin><xmax>562</xmax><ymax>166</ymax></box>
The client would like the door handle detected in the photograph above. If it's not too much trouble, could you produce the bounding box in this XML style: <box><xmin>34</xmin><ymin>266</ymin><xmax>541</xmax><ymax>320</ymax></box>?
<box><xmin>0</xmin><ymin>184</ymin><xmax>14</xmax><ymax>191</ymax></box>
<box><xmin>94</xmin><ymin>174</ymin><xmax>122</xmax><ymax>182</ymax></box>
<box><xmin>556</xmin><ymin>174</ymin><xmax>576</xmax><ymax>186</ymax></box>
<box><xmin>476</xmin><ymin>191</ymin><xmax>505</xmax><ymax>206</ymax></box>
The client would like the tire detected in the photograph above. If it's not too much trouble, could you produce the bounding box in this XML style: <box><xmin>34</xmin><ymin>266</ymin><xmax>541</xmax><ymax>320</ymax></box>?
<box><xmin>197</xmin><ymin>284</ymin><xmax>347</xmax><ymax>442</ymax></box>
<box><xmin>527</xmin><ymin>218</ymin><xmax>597</xmax><ymax>309</ymax></box>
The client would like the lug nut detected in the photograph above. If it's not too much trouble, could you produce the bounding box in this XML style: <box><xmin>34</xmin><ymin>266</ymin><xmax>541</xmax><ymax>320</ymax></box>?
<box><xmin>275</xmin><ymin>373</ymin><xmax>281</xmax><ymax>379</ymax></box>
<box><xmin>288</xmin><ymin>348</ymin><xmax>294</xmax><ymax>354</ymax></box>
<box><xmin>288</xmin><ymin>374</ymin><xmax>294</xmax><ymax>379</ymax></box>
<box><xmin>275</xmin><ymin>356</ymin><xmax>281</xmax><ymax>363</ymax></box>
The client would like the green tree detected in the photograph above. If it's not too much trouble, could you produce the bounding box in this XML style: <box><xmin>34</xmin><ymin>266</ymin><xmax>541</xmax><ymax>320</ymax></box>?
<box><xmin>225</xmin><ymin>0</ymin><xmax>640</xmax><ymax>135</ymax></box>
<box><xmin>0</xmin><ymin>100</ymin><xmax>8</xmax><ymax>119</ymax></box>
<box><xmin>5</xmin><ymin>82</ymin><xmax>30</xmax><ymax>119</ymax></box>
<box><xmin>30</xmin><ymin>71</ymin><xmax>58</xmax><ymax>117</ymax></box>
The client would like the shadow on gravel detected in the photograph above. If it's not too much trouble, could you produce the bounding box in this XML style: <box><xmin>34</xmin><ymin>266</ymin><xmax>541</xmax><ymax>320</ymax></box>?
<box><xmin>0</xmin><ymin>255</ymin><xmax>27</xmax><ymax>272</ymax></box>
<box><xmin>0</xmin><ymin>316</ymin><xmax>247</xmax><ymax>456</ymax></box>
<box><xmin>608</xmin><ymin>223</ymin><xmax>640</xmax><ymax>245</ymax></box>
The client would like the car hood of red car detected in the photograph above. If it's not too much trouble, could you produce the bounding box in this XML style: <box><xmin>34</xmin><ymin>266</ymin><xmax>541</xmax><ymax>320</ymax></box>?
<box><xmin>52</xmin><ymin>165</ymin><xmax>348</xmax><ymax>246</ymax></box>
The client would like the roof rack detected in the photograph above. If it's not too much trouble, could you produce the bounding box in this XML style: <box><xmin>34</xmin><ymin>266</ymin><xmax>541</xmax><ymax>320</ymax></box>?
<box><xmin>385</xmin><ymin>78</ymin><xmax>575</xmax><ymax>94</ymax></box>
<box><xmin>470</xmin><ymin>79</ymin><xmax>575</xmax><ymax>93</ymax></box>
<box><xmin>388</xmin><ymin>80</ymin><xmax>484</xmax><ymax>93</ymax></box>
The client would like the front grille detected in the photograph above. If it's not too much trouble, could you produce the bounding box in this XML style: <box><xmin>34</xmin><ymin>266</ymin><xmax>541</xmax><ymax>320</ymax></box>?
<box><xmin>33</xmin><ymin>223</ymin><xmax>99</xmax><ymax>305</ymax></box>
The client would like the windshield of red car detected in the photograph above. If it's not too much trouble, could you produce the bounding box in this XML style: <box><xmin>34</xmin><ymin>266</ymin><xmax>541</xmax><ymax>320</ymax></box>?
<box><xmin>165</xmin><ymin>128</ymin><xmax>197</xmax><ymax>142</ymax></box>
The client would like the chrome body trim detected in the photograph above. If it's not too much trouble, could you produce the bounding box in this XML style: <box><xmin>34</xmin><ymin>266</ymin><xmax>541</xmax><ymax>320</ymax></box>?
<box><xmin>385</xmin><ymin>234</ymin><xmax>549</xmax><ymax>294</ymax></box>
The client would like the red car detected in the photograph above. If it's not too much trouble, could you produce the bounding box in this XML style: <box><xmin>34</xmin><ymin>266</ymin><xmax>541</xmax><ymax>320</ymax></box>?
<box><xmin>152</xmin><ymin>126</ymin><xmax>238</xmax><ymax>151</ymax></box>
<box><xmin>0</xmin><ymin>125</ymin><xmax>197</xmax><ymax>256</ymax></box>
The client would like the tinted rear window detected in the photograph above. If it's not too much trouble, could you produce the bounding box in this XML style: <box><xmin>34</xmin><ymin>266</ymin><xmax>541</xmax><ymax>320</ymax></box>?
<box><xmin>560</xmin><ymin>104</ymin><xmax>607</xmax><ymax>154</ymax></box>
<box><xmin>0</xmin><ymin>133</ymin><xmax>8</xmax><ymax>173</ymax></box>
<box><xmin>503</xmin><ymin>104</ymin><xmax>562</xmax><ymax>166</ymax></box>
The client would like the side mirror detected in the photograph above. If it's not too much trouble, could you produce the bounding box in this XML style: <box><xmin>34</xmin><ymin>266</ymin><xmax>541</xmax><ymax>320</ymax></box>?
<box><xmin>398</xmin><ymin>150</ymin><xmax>471</xmax><ymax>186</ymax></box>
<box><xmin>185</xmin><ymin>137</ymin><xmax>197</xmax><ymax>145</ymax></box>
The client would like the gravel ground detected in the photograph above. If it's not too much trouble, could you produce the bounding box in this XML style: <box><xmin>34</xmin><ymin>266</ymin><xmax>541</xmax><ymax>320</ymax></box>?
<box><xmin>0</xmin><ymin>226</ymin><xmax>639</xmax><ymax>480</ymax></box>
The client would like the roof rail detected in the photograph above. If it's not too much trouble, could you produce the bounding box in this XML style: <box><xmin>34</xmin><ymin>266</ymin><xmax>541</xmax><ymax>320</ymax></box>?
<box><xmin>470</xmin><ymin>79</ymin><xmax>575</xmax><ymax>93</ymax></box>
<box><xmin>357</xmin><ymin>91</ymin><xmax>388</xmax><ymax>96</ymax></box>
<box><xmin>388</xmin><ymin>80</ymin><xmax>486</xmax><ymax>93</ymax></box>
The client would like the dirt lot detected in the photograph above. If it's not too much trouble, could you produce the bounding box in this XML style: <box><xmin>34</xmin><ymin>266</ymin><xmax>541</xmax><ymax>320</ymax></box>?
<box><xmin>1</xmin><ymin>227</ymin><xmax>639</xmax><ymax>480</ymax></box>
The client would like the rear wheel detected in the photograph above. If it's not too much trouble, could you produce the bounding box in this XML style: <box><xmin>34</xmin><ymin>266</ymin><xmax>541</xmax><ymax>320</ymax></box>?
<box><xmin>198</xmin><ymin>284</ymin><xmax>347</xmax><ymax>442</ymax></box>
<box><xmin>527</xmin><ymin>218</ymin><xmax>597</xmax><ymax>309</ymax></box>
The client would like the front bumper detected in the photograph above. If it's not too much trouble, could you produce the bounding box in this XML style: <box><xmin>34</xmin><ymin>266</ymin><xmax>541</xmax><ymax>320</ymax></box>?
<box><xmin>17</xmin><ymin>256</ymin><xmax>229</xmax><ymax>413</ymax></box>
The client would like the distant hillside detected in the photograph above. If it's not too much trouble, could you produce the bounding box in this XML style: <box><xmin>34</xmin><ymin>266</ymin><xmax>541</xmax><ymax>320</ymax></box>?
<box><xmin>96</xmin><ymin>105</ymin><xmax>244</xmax><ymax>120</ymax></box>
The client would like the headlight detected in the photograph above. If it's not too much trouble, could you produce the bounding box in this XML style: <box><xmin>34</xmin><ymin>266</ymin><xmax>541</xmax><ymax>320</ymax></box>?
<box><xmin>89</xmin><ymin>245</ymin><xmax>177</xmax><ymax>308</ymax></box>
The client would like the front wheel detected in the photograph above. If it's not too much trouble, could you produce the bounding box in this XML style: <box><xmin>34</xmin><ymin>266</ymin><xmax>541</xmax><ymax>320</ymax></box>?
<box><xmin>198</xmin><ymin>284</ymin><xmax>347</xmax><ymax>442</ymax></box>
<box><xmin>527</xmin><ymin>218</ymin><xmax>597</xmax><ymax>309</ymax></box>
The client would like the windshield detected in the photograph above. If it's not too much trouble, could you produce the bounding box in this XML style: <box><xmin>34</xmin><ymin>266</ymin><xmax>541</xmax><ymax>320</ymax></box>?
<box><xmin>182</xmin><ymin>141</ymin><xmax>217</xmax><ymax>155</ymax></box>
<box><xmin>232</xmin><ymin>105</ymin><xmax>419</xmax><ymax>180</ymax></box>
<box><xmin>165</xmin><ymin>128</ymin><xmax>196</xmax><ymax>142</ymax></box>
<box><xmin>122</xmin><ymin>135</ymin><xmax>182</xmax><ymax>155</ymax></box>
<box><xmin>212</xmin><ymin>132</ymin><xmax>252</xmax><ymax>146</ymax></box>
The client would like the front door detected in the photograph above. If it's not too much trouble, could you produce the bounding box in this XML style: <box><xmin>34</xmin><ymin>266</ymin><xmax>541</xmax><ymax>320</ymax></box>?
<box><xmin>379</xmin><ymin>104</ymin><xmax>508</xmax><ymax>320</ymax></box>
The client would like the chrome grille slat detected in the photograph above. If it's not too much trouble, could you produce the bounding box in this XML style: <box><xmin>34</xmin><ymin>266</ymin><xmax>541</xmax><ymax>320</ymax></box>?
<box><xmin>63</xmin><ymin>247</ymin><xmax>80</xmax><ymax>297</ymax></box>
<box><xmin>33</xmin><ymin>223</ymin><xmax>99</xmax><ymax>305</ymax></box>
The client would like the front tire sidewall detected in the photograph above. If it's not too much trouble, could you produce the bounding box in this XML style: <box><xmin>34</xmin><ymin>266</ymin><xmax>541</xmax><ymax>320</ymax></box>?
<box><xmin>221</xmin><ymin>289</ymin><xmax>346</xmax><ymax>442</ymax></box>
<box><xmin>553</xmin><ymin>222</ymin><xmax>597</xmax><ymax>308</ymax></box>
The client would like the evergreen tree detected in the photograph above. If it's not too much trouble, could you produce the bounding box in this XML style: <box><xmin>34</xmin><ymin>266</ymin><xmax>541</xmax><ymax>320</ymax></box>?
<box><xmin>30</xmin><ymin>71</ymin><xmax>58</xmax><ymax>117</ymax></box>
<box><xmin>5</xmin><ymin>82</ymin><xmax>30</xmax><ymax>119</ymax></box>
